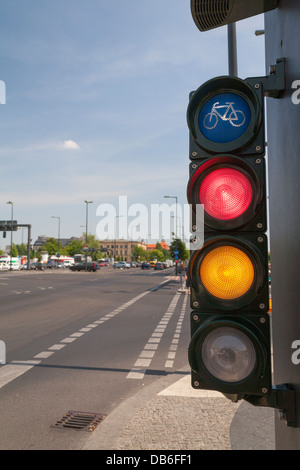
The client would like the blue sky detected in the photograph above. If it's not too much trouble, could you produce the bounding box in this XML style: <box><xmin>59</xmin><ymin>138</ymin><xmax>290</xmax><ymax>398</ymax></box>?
<box><xmin>0</xmin><ymin>1</ymin><xmax>265</xmax><ymax>248</ymax></box>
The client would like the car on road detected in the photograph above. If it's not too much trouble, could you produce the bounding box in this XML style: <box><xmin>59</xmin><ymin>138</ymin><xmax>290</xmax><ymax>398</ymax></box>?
<box><xmin>69</xmin><ymin>262</ymin><xmax>99</xmax><ymax>272</ymax></box>
<box><xmin>46</xmin><ymin>261</ymin><xmax>57</xmax><ymax>269</ymax></box>
<box><xmin>98</xmin><ymin>261</ymin><xmax>109</xmax><ymax>267</ymax></box>
<box><xmin>30</xmin><ymin>262</ymin><xmax>45</xmax><ymax>270</ymax></box>
<box><xmin>141</xmin><ymin>262</ymin><xmax>150</xmax><ymax>269</ymax></box>
<box><xmin>154</xmin><ymin>262</ymin><xmax>164</xmax><ymax>270</ymax></box>
<box><xmin>113</xmin><ymin>261</ymin><xmax>130</xmax><ymax>269</ymax></box>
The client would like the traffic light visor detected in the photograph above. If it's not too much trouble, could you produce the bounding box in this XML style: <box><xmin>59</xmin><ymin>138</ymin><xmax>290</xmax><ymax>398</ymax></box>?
<box><xmin>188</xmin><ymin>313</ymin><xmax>272</xmax><ymax>396</ymax></box>
<box><xmin>187</xmin><ymin>155</ymin><xmax>264</xmax><ymax>231</ymax></box>
<box><xmin>187</xmin><ymin>76</ymin><xmax>263</xmax><ymax>155</ymax></box>
<box><xmin>188</xmin><ymin>235</ymin><xmax>268</xmax><ymax>311</ymax></box>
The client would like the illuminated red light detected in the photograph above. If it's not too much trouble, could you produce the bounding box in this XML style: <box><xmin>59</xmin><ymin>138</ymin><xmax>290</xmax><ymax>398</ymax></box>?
<box><xmin>199</xmin><ymin>168</ymin><xmax>253</xmax><ymax>220</ymax></box>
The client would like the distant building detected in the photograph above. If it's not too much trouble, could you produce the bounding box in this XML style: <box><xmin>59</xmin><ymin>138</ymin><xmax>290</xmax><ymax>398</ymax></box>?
<box><xmin>32</xmin><ymin>235</ymin><xmax>80</xmax><ymax>252</ymax></box>
<box><xmin>146</xmin><ymin>240</ymin><xmax>169</xmax><ymax>251</ymax></box>
<box><xmin>99</xmin><ymin>239</ymin><xmax>147</xmax><ymax>260</ymax></box>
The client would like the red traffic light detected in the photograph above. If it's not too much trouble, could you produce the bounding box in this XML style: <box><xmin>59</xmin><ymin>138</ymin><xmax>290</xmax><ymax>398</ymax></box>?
<box><xmin>187</xmin><ymin>155</ymin><xmax>266</xmax><ymax>232</ymax></box>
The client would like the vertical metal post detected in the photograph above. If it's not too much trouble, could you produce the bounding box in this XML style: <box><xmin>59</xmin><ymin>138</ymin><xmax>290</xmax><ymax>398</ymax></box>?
<box><xmin>27</xmin><ymin>225</ymin><xmax>31</xmax><ymax>270</ymax></box>
<box><xmin>265</xmin><ymin>0</ymin><xmax>300</xmax><ymax>448</ymax></box>
<box><xmin>228</xmin><ymin>23</ymin><xmax>238</xmax><ymax>76</ymax></box>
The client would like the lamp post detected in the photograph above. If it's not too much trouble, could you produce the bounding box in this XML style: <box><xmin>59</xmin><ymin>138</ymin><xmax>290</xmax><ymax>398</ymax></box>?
<box><xmin>51</xmin><ymin>216</ymin><xmax>61</xmax><ymax>257</ymax></box>
<box><xmin>164</xmin><ymin>195</ymin><xmax>178</xmax><ymax>274</ymax></box>
<box><xmin>6</xmin><ymin>201</ymin><xmax>13</xmax><ymax>270</ymax></box>
<box><xmin>84</xmin><ymin>200</ymin><xmax>93</xmax><ymax>271</ymax></box>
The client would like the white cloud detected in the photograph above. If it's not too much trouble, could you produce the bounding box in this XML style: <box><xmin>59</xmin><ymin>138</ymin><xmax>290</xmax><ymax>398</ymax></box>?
<box><xmin>63</xmin><ymin>140</ymin><xmax>80</xmax><ymax>150</ymax></box>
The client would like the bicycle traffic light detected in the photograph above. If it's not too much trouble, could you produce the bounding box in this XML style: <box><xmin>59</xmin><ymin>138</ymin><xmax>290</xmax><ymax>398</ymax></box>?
<box><xmin>187</xmin><ymin>76</ymin><xmax>271</xmax><ymax>400</ymax></box>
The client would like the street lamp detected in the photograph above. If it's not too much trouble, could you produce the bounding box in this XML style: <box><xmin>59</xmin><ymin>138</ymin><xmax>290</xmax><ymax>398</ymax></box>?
<box><xmin>164</xmin><ymin>195</ymin><xmax>178</xmax><ymax>239</ymax></box>
<box><xmin>6</xmin><ymin>201</ymin><xmax>13</xmax><ymax>270</ymax></box>
<box><xmin>51</xmin><ymin>216</ymin><xmax>61</xmax><ymax>256</ymax></box>
<box><xmin>84</xmin><ymin>200</ymin><xmax>93</xmax><ymax>271</ymax></box>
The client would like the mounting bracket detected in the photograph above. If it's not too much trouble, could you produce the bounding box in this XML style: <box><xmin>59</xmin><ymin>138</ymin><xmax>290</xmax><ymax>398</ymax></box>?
<box><xmin>246</xmin><ymin>57</ymin><xmax>286</xmax><ymax>98</ymax></box>
<box><xmin>245</xmin><ymin>384</ymin><xmax>298</xmax><ymax>428</ymax></box>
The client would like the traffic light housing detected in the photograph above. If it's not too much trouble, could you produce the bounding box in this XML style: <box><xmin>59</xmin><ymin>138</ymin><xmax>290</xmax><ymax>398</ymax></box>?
<box><xmin>187</xmin><ymin>75</ymin><xmax>271</xmax><ymax>399</ymax></box>
<box><xmin>190</xmin><ymin>0</ymin><xmax>278</xmax><ymax>32</ymax></box>
<box><xmin>187</xmin><ymin>76</ymin><xmax>265</xmax><ymax>159</ymax></box>
<box><xmin>189</xmin><ymin>312</ymin><xmax>271</xmax><ymax>400</ymax></box>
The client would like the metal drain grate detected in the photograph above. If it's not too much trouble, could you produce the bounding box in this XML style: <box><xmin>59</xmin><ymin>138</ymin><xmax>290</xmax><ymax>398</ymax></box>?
<box><xmin>51</xmin><ymin>410</ymin><xmax>107</xmax><ymax>432</ymax></box>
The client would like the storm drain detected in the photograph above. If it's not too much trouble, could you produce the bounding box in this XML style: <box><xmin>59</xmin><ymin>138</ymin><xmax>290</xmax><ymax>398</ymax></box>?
<box><xmin>51</xmin><ymin>410</ymin><xmax>107</xmax><ymax>432</ymax></box>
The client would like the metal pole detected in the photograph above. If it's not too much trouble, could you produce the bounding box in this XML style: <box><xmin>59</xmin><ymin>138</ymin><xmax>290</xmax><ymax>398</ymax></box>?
<box><xmin>6</xmin><ymin>201</ymin><xmax>13</xmax><ymax>270</ymax></box>
<box><xmin>228</xmin><ymin>23</ymin><xmax>238</xmax><ymax>76</ymax></box>
<box><xmin>84</xmin><ymin>201</ymin><xmax>93</xmax><ymax>271</ymax></box>
<box><xmin>27</xmin><ymin>225</ymin><xmax>31</xmax><ymax>270</ymax></box>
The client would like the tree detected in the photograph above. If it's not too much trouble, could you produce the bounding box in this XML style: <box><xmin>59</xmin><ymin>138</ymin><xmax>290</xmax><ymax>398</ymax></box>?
<box><xmin>148</xmin><ymin>249</ymin><xmax>164</xmax><ymax>261</ymax></box>
<box><xmin>169</xmin><ymin>238</ymin><xmax>189</xmax><ymax>261</ymax></box>
<box><xmin>132</xmin><ymin>246</ymin><xmax>147</xmax><ymax>261</ymax></box>
<box><xmin>41</xmin><ymin>238</ymin><xmax>59</xmax><ymax>255</ymax></box>
<box><xmin>64</xmin><ymin>239</ymin><xmax>84</xmax><ymax>257</ymax></box>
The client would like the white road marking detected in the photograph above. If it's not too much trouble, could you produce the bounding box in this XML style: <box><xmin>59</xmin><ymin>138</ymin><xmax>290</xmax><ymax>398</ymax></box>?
<box><xmin>0</xmin><ymin>279</ymin><xmax>170</xmax><ymax>390</ymax></box>
<box><xmin>158</xmin><ymin>374</ymin><xmax>224</xmax><ymax>398</ymax></box>
<box><xmin>164</xmin><ymin>294</ymin><xmax>188</xmax><ymax>368</ymax></box>
<box><xmin>127</xmin><ymin>292</ymin><xmax>181</xmax><ymax>379</ymax></box>
<box><xmin>0</xmin><ymin>360</ymin><xmax>41</xmax><ymax>390</ymax></box>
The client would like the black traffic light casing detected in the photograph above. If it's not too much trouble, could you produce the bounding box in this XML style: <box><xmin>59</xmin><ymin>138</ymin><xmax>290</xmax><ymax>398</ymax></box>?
<box><xmin>187</xmin><ymin>76</ymin><xmax>265</xmax><ymax>159</ymax></box>
<box><xmin>187</xmin><ymin>75</ymin><xmax>271</xmax><ymax>399</ymax></box>
<box><xmin>189</xmin><ymin>312</ymin><xmax>272</xmax><ymax>399</ymax></box>
<box><xmin>188</xmin><ymin>154</ymin><xmax>267</xmax><ymax>234</ymax></box>
<box><xmin>189</xmin><ymin>233</ymin><xmax>269</xmax><ymax>314</ymax></box>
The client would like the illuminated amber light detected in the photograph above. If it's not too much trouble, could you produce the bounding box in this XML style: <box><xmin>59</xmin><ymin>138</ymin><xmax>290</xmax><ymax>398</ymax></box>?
<box><xmin>200</xmin><ymin>246</ymin><xmax>255</xmax><ymax>300</ymax></box>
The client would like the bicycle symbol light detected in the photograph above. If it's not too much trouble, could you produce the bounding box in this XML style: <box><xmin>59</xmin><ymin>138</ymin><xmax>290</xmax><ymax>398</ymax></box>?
<box><xmin>199</xmin><ymin>92</ymin><xmax>251</xmax><ymax>143</ymax></box>
<box><xmin>187</xmin><ymin>76</ymin><xmax>264</xmax><ymax>157</ymax></box>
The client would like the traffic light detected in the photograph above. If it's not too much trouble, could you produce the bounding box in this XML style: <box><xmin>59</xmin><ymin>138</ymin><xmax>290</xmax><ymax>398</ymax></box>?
<box><xmin>187</xmin><ymin>75</ymin><xmax>271</xmax><ymax>400</ymax></box>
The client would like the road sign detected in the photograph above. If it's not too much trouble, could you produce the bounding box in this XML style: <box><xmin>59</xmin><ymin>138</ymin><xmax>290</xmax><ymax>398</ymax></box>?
<box><xmin>0</xmin><ymin>220</ymin><xmax>18</xmax><ymax>231</ymax></box>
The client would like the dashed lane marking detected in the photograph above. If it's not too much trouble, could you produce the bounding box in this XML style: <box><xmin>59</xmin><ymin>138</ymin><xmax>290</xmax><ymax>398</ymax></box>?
<box><xmin>0</xmin><ymin>278</ymin><xmax>171</xmax><ymax>389</ymax></box>
<box><xmin>126</xmin><ymin>292</ymin><xmax>181</xmax><ymax>380</ymax></box>
<box><xmin>164</xmin><ymin>293</ymin><xmax>188</xmax><ymax>368</ymax></box>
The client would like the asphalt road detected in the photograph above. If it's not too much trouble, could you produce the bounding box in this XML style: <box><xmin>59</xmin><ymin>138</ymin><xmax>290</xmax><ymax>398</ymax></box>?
<box><xmin>0</xmin><ymin>267</ymin><xmax>190</xmax><ymax>450</ymax></box>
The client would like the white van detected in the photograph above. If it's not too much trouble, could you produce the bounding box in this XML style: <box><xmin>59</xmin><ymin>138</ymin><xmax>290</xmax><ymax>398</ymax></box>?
<box><xmin>0</xmin><ymin>257</ymin><xmax>21</xmax><ymax>271</ymax></box>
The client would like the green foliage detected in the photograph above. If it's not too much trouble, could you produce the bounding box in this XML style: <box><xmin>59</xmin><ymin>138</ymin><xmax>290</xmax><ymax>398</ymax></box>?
<box><xmin>169</xmin><ymin>238</ymin><xmax>189</xmax><ymax>261</ymax></box>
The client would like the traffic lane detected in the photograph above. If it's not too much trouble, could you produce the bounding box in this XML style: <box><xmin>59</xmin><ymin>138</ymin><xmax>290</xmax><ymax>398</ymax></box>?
<box><xmin>0</xmin><ymin>269</ymin><xmax>173</xmax><ymax>361</ymax></box>
<box><xmin>0</xmin><ymin>266</ymin><xmax>173</xmax><ymax>299</ymax></box>
<box><xmin>0</xmin><ymin>278</ymin><xmax>188</xmax><ymax>449</ymax></box>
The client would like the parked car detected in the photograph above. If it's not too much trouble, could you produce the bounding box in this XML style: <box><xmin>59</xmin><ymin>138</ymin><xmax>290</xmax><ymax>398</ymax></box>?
<box><xmin>69</xmin><ymin>262</ymin><xmax>99</xmax><ymax>272</ymax></box>
<box><xmin>113</xmin><ymin>261</ymin><xmax>130</xmax><ymax>269</ymax></box>
<box><xmin>130</xmin><ymin>262</ymin><xmax>137</xmax><ymax>267</ymax></box>
<box><xmin>30</xmin><ymin>262</ymin><xmax>45</xmax><ymax>270</ymax></box>
<box><xmin>141</xmin><ymin>262</ymin><xmax>150</xmax><ymax>269</ymax></box>
<box><xmin>154</xmin><ymin>262</ymin><xmax>164</xmax><ymax>270</ymax></box>
<box><xmin>46</xmin><ymin>261</ymin><xmax>57</xmax><ymax>269</ymax></box>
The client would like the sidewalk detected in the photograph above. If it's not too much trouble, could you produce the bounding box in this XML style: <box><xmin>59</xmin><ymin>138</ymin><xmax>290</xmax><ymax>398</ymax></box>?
<box><xmin>83</xmin><ymin>368</ymin><xmax>275</xmax><ymax>451</ymax></box>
